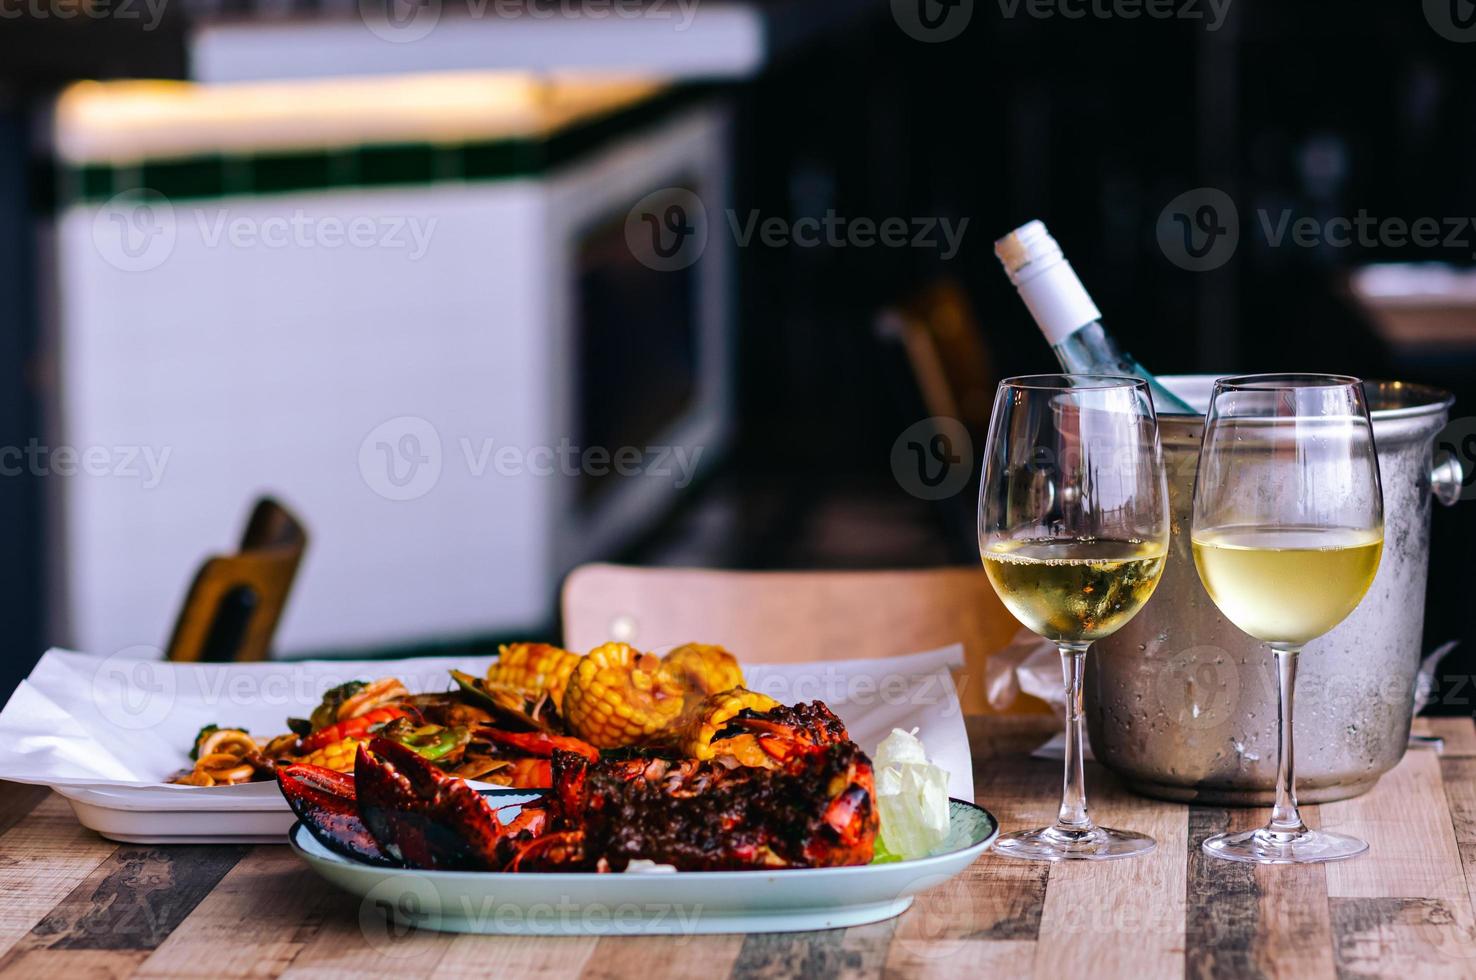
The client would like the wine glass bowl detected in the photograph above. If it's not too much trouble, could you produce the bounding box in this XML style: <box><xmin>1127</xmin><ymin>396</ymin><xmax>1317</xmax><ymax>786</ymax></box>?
<box><xmin>1191</xmin><ymin>373</ymin><xmax>1384</xmax><ymax>864</ymax></box>
<box><xmin>979</xmin><ymin>374</ymin><xmax>1170</xmax><ymax>861</ymax></box>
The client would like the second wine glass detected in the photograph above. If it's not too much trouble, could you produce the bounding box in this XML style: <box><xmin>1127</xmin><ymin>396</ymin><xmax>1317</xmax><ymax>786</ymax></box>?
<box><xmin>1191</xmin><ymin>373</ymin><xmax>1384</xmax><ymax>864</ymax></box>
<box><xmin>979</xmin><ymin>374</ymin><xmax>1170</xmax><ymax>861</ymax></box>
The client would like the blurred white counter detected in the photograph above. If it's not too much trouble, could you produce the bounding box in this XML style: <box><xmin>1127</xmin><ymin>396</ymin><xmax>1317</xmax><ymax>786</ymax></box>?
<box><xmin>44</xmin><ymin>73</ymin><xmax>734</xmax><ymax>656</ymax></box>
<box><xmin>188</xmin><ymin>0</ymin><xmax>885</xmax><ymax>85</ymax></box>
<box><xmin>193</xmin><ymin>6</ymin><xmax>766</xmax><ymax>83</ymax></box>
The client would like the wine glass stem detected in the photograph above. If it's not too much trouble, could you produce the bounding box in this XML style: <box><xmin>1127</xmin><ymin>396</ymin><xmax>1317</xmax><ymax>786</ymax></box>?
<box><xmin>1268</xmin><ymin>646</ymin><xmax>1307</xmax><ymax>835</ymax></box>
<box><xmin>1056</xmin><ymin>642</ymin><xmax>1095</xmax><ymax>833</ymax></box>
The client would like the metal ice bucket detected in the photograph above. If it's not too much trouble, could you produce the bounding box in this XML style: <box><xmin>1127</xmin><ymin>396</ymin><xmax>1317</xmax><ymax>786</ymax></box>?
<box><xmin>1085</xmin><ymin>375</ymin><xmax>1462</xmax><ymax>804</ymax></box>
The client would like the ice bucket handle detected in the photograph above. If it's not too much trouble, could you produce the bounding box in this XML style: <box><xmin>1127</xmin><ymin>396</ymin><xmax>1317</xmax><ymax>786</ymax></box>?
<box><xmin>1432</xmin><ymin>451</ymin><xmax>1468</xmax><ymax>507</ymax></box>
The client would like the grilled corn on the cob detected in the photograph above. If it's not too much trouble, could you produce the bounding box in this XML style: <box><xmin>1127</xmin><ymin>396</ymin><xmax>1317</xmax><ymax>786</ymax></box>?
<box><xmin>486</xmin><ymin>643</ymin><xmax>581</xmax><ymax>705</ymax></box>
<box><xmin>675</xmin><ymin>687</ymin><xmax>782</xmax><ymax>760</ymax></box>
<box><xmin>562</xmin><ymin>643</ymin><xmax>686</xmax><ymax>747</ymax></box>
<box><xmin>661</xmin><ymin>643</ymin><xmax>746</xmax><ymax>696</ymax></box>
<box><xmin>562</xmin><ymin>642</ymin><xmax>749</xmax><ymax>748</ymax></box>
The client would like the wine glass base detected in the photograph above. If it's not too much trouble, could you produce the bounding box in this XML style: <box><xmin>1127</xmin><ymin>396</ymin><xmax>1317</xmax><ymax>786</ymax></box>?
<box><xmin>1201</xmin><ymin>827</ymin><xmax>1368</xmax><ymax>865</ymax></box>
<box><xmin>992</xmin><ymin>825</ymin><xmax>1157</xmax><ymax>862</ymax></box>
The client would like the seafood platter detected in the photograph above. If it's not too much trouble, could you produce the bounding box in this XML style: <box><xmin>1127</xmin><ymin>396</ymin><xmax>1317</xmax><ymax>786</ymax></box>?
<box><xmin>0</xmin><ymin>642</ymin><xmax>995</xmax><ymax>933</ymax></box>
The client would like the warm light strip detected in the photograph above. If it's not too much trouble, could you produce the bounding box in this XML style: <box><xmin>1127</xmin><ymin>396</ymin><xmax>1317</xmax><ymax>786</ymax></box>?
<box><xmin>54</xmin><ymin>72</ymin><xmax>668</xmax><ymax>165</ymax></box>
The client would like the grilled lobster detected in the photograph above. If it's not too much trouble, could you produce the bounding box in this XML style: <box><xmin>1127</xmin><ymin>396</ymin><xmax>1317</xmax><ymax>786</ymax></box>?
<box><xmin>277</xmin><ymin>701</ymin><xmax>877</xmax><ymax>872</ymax></box>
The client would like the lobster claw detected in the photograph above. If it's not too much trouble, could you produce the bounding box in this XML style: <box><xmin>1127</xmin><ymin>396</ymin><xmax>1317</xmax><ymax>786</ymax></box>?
<box><xmin>277</xmin><ymin>763</ymin><xmax>395</xmax><ymax>866</ymax></box>
<box><xmin>471</xmin><ymin>727</ymin><xmax>600</xmax><ymax>789</ymax></box>
<box><xmin>356</xmin><ymin>737</ymin><xmax>537</xmax><ymax>871</ymax></box>
<box><xmin>548</xmin><ymin>749</ymin><xmax>593</xmax><ymax>821</ymax></box>
<box><xmin>477</xmin><ymin>728</ymin><xmax>600</xmax><ymax>760</ymax></box>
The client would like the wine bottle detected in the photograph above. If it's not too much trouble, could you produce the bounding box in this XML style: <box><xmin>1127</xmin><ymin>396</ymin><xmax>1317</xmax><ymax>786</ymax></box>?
<box><xmin>994</xmin><ymin>220</ymin><xmax>1197</xmax><ymax>414</ymax></box>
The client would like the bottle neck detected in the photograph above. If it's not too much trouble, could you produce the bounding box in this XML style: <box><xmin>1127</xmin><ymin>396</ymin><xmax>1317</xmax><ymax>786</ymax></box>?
<box><xmin>1015</xmin><ymin>257</ymin><xmax>1102</xmax><ymax>345</ymax></box>
<box><xmin>1052</xmin><ymin>319</ymin><xmax>1119</xmax><ymax>360</ymax></box>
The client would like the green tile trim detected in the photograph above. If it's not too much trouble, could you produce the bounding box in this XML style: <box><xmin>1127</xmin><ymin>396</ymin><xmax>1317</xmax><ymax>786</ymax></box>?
<box><xmin>142</xmin><ymin>156</ymin><xmax>229</xmax><ymax>201</ymax></box>
<box><xmin>460</xmin><ymin>140</ymin><xmax>543</xmax><ymax>181</ymax></box>
<box><xmin>79</xmin><ymin>166</ymin><xmax>113</xmax><ymax>201</ymax></box>
<box><xmin>45</xmin><ymin>83</ymin><xmax>717</xmax><ymax>212</ymax></box>
<box><xmin>252</xmin><ymin>150</ymin><xmax>334</xmax><ymax>196</ymax></box>
<box><xmin>358</xmin><ymin>142</ymin><xmax>439</xmax><ymax>187</ymax></box>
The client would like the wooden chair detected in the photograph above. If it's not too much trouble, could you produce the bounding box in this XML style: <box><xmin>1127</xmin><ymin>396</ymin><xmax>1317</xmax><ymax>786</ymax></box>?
<box><xmin>561</xmin><ymin>563</ymin><xmax>1047</xmax><ymax>715</ymax></box>
<box><xmin>875</xmin><ymin>277</ymin><xmax>1001</xmax><ymax>564</ymax></box>
<box><xmin>874</xmin><ymin>276</ymin><xmax>999</xmax><ymax>444</ymax></box>
<box><xmin>166</xmin><ymin>497</ymin><xmax>307</xmax><ymax>662</ymax></box>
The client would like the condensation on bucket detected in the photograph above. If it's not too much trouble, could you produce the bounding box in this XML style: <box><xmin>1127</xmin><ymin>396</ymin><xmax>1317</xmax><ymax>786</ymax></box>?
<box><xmin>1085</xmin><ymin>375</ymin><xmax>1455</xmax><ymax>805</ymax></box>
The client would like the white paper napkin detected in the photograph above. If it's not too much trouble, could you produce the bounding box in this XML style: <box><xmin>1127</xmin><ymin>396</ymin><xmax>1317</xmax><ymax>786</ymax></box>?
<box><xmin>0</xmin><ymin>644</ymin><xmax>972</xmax><ymax>802</ymax></box>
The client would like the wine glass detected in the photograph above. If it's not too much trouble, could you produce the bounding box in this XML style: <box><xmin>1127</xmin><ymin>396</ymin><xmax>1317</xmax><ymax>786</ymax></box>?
<box><xmin>1191</xmin><ymin>373</ymin><xmax>1383</xmax><ymax>864</ymax></box>
<box><xmin>979</xmin><ymin>374</ymin><xmax>1170</xmax><ymax>861</ymax></box>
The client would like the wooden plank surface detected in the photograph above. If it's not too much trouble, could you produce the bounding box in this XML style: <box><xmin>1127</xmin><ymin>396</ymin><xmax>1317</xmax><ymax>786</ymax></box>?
<box><xmin>1</xmin><ymin>720</ymin><xmax>1474</xmax><ymax>979</ymax></box>
<box><xmin>1185</xmin><ymin>805</ymin><xmax>1338</xmax><ymax>980</ymax></box>
<box><xmin>0</xmin><ymin>796</ymin><xmax>118</xmax><ymax>963</ymax></box>
<box><xmin>135</xmin><ymin>847</ymin><xmax>336</xmax><ymax>978</ymax></box>
<box><xmin>1031</xmin><ymin>759</ymin><xmax>1188</xmax><ymax>979</ymax></box>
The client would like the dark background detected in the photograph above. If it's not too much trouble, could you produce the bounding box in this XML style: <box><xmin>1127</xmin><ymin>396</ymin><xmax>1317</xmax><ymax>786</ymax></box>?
<box><xmin>2</xmin><ymin>0</ymin><xmax>1473</xmax><ymax>710</ymax></box>
<box><xmin>687</xmin><ymin>0</ymin><xmax>1476</xmax><ymax>711</ymax></box>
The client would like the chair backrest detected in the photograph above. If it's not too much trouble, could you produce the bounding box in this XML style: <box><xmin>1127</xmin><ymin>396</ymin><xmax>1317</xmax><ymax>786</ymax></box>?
<box><xmin>561</xmin><ymin>563</ymin><xmax>1044</xmax><ymax>715</ymax></box>
<box><xmin>875</xmin><ymin>276</ymin><xmax>999</xmax><ymax>448</ymax></box>
<box><xmin>166</xmin><ymin>497</ymin><xmax>307</xmax><ymax>662</ymax></box>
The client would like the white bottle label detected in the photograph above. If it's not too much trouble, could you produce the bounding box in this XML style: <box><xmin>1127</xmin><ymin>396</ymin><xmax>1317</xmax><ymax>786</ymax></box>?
<box><xmin>1016</xmin><ymin>261</ymin><xmax>1102</xmax><ymax>345</ymax></box>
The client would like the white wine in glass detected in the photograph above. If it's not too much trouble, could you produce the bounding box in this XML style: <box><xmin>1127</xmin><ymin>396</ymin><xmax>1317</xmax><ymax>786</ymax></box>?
<box><xmin>1191</xmin><ymin>374</ymin><xmax>1384</xmax><ymax>865</ymax></box>
<box><xmin>982</xmin><ymin>539</ymin><xmax>1166</xmax><ymax>643</ymax></box>
<box><xmin>979</xmin><ymin>375</ymin><xmax>1170</xmax><ymax>862</ymax></box>
<box><xmin>1192</xmin><ymin>527</ymin><xmax>1383</xmax><ymax>646</ymax></box>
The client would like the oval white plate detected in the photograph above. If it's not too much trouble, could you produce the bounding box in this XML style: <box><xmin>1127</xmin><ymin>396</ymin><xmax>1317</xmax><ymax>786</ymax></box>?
<box><xmin>289</xmin><ymin>796</ymin><xmax>998</xmax><ymax>935</ymax></box>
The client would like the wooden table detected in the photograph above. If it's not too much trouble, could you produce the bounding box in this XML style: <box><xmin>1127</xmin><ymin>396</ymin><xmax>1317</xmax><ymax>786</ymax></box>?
<box><xmin>2</xmin><ymin>716</ymin><xmax>1474</xmax><ymax>979</ymax></box>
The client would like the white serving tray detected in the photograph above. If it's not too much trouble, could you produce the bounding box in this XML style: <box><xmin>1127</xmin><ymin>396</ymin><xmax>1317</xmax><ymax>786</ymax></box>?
<box><xmin>56</xmin><ymin>786</ymin><xmax>297</xmax><ymax>844</ymax></box>
<box><xmin>0</xmin><ymin>646</ymin><xmax>973</xmax><ymax>845</ymax></box>
<box><xmin>51</xmin><ymin>778</ymin><xmax>500</xmax><ymax>844</ymax></box>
